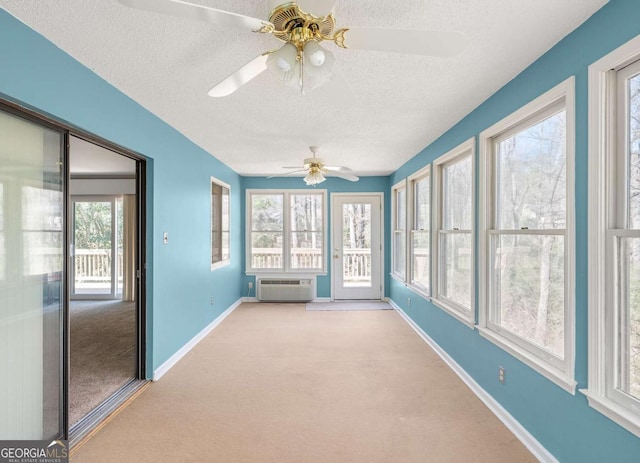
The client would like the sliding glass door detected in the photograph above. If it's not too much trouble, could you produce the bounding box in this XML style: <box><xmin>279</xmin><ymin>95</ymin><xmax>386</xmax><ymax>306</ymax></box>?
<box><xmin>0</xmin><ymin>108</ymin><xmax>65</xmax><ymax>440</ymax></box>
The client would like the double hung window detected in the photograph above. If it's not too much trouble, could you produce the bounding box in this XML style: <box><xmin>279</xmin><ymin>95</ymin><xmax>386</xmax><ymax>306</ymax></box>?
<box><xmin>479</xmin><ymin>78</ymin><xmax>575</xmax><ymax>392</ymax></box>
<box><xmin>392</xmin><ymin>181</ymin><xmax>406</xmax><ymax>280</ymax></box>
<box><xmin>586</xmin><ymin>38</ymin><xmax>640</xmax><ymax>437</ymax></box>
<box><xmin>211</xmin><ymin>177</ymin><xmax>230</xmax><ymax>269</ymax></box>
<box><xmin>432</xmin><ymin>139</ymin><xmax>475</xmax><ymax>324</ymax></box>
<box><xmin>409</xmin><ymin>168</ymin><xmax>430</xmax><ymax>293</ymax></box>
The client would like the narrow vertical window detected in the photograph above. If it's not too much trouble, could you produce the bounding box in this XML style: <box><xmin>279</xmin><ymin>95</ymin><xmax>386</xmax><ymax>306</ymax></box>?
<box><xmin>433</xmin><ymin>139</ymin><xmax>475</xmax><ymax>324</ymax></box>
<box><xmin>211</xmin><ymin>177</ymin><xmax>230</xmax><ymax>269</ymax></box>
<box><xmin>250</xmin><ymin>193</ymin><xmax>284</xmax><ymax>271</ymax></box>
<box><xmin>480</xmin><ymin>78</ymin><xmax>575</xmax><ymax>392</ymax></box>
<box><xmin>409</xmin><ymin>167</ymin><xmax>430</xmax><ymax>293</ymax></box>
<box><xmin>392</xmin><ymin>181</ymin><xmax>406</xmax><ymax>280</ymax></box>
<box><xmin>290</xmin><ymin>194</ymin><xmax>323</xmax><ymax>270</ymax></box>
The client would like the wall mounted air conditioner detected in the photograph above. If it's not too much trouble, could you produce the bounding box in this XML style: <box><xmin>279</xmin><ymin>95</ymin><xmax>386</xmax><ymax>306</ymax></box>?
<box><xmin>257</xmin><ymin>278</ymin><xmax>314</xmax><ymax>302</ymax></box>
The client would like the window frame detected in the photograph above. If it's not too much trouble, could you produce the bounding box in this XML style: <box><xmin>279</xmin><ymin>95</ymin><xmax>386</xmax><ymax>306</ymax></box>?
<box><xmin>408</xmin><ymin>166</ymin><xmax>431</xmax><ymax>296</ymax></box>
<box><xmin>432</xmin><ymin>138</ymin><xmax>475</xmax><ymax>327</ymax></box>
<box><xmin>391</xmin><ymin>180</ymin><xmax>407</xmax><ymax>282</ymax></box>
<box><xmin>478</xmin><ymin>77</ymin><xmax>576</xmax><ymax>394</ymax></box>
<box><xmin>584</xmin><ymin>34</ymin><xmax>640</xmax><ymax>438</ymax></box>
<box><xmin>211</xmin><ymin>176</ymin><xmax>231</xmax><ymax>270</ymax></box>
<box><xmin>245</xmin><ymin>189</ymin><xmax>327</xmax><ymax>274</ymax></box>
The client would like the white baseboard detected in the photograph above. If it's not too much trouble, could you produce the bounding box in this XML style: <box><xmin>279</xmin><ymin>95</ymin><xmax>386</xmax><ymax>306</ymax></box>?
<box><xmin>312</xmin><ymin>297</ymin><xmax>331</xmax><ymax>302</ymax></box>
<box><xmin>389</xmin><ymin>299</ymin><xmax>558</xmax><ymax>463</ymax></box>
<box><xmin>242</xmin><ymin>297</ymin><xmax>258</xmax><ymax>302</ymax></box>
<box><xmin>153</xmin><ymin>298</ymin><xmax>243</xmax><ymax>381</ymax></box>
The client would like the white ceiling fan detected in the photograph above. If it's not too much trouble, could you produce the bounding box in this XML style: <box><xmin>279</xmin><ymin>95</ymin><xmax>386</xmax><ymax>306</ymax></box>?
<box><xmin>116</xmin><ymin>0</ymin><xmax>468</xmax><ymax>96</ymax></box>
<box><xmin>268</xmin><ymin>146</ymin><xmax>359</xmax><ymax>185</ymax></box>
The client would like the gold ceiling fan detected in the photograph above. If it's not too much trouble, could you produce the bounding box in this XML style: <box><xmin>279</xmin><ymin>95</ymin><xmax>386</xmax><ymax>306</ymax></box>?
<box><xmin>268</xmin><ymin>146</ymin><xmax>358</xmax><ymax>185</ymax></box>
<box><xmin>117</xmin><ymin>0</ymin><xmax>468</xmax><ymax>96</ymax></box>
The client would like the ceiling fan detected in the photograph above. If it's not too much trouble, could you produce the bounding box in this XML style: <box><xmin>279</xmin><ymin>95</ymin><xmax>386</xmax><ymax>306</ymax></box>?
<box><xmin>116</xmin><ymin>0</ymin><xmax>468</xmax><ymax>96</ymax></box>
<box><xmin>268</xmin><ymin>146</ymin><xmax>359</xmax><ymax>185</ymax></box>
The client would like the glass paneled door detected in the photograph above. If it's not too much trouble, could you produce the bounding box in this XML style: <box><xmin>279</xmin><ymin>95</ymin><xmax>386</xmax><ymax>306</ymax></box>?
<box><xmin>0</xmin><ymin>108</ymin><xmax>65</xmax><ymax>440</ymax></box>
<box><xmin>71</xmin><ymin>197</ymin><xmax>122</xmax><ymax>299</ymax></box>
<box><xmin>332</xmin><ymin>194</ymin><xmax>382</xmax><ymax>300</ymax></box>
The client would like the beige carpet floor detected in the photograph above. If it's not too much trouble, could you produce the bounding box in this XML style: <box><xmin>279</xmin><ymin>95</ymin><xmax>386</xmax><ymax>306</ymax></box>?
<box><xmin>71</xmin><ymin>302</ymin><xmax>536</xmax><ymax>463</ymax></box>
<box><xmin>70</xmin><ymin>300</ymin><xmax>137</xmax><ymax>426</ymax></box>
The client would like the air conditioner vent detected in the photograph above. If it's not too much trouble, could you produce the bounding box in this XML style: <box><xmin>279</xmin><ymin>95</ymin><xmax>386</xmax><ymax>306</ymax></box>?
<box><xmin>257</xmin><ymin>278</ymin><xmax>313</xmax><ymax>301</ymax></box>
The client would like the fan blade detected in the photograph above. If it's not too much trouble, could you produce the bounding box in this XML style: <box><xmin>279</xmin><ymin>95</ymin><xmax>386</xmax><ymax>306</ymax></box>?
<box><xmin>325</xmin><ymin>170</ymin><xmax>359</xmax><ymax>182</ymax></box>
<box><xmin>116</xmin><ymin>0</ymin><xmax>274</xmax><ymax>32</ymax></box>
<box><xmin>296</xmin><ymin>0</ymin><xmax>336</xmax><ymax>16</ymax></box>
<box><xmin>341</xmin><ymin>28</ymin><xmax>467</xmax><ymax>57</ymax></box>
<box><xmin>324</xmin><ymin>165</ymin><xmax>352</xmax><ymax>172</ymax></box>
<box><xmin>208</xmin><ymin>53</ymin><xmax>270</xmax><ymax>97</ymax></box>
<box><xmin>267</xmin><ymin>169</ymin><xmax>307</xmax><ymax>179</ymax></box>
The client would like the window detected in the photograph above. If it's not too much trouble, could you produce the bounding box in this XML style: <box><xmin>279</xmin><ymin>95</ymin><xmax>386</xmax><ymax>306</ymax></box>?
<box><xmin>211</xmin><ymin>177</ymin><xmax>230</xmax><ymax>269</ymax></box>
<box><xmin>432</xmin><ymin>139</ymin><xmax>475</xmax><ymax>325</ymax></box>
<box><xmin>392</xmin><ymin>181</ymin><xmax>406</xmax><ymax>280</ymax></box>
<box><xmin>409</xmin><ymin>167</ymin><xmax>430</xmax><ymax>293</ymax></box>
<box><xmin>586</xmin><ymin>35</ymin><xmax>640</xmax><ymax>438</ymax></box>
<box><xmin>479</xmin><ymin>78</ymin><xmax>575</xmax><ymax>393</ymax></box>
<box><xmin>247</xmin><ymin>190</ymin><xmax>325</xmax><ymax>273</ymax></box>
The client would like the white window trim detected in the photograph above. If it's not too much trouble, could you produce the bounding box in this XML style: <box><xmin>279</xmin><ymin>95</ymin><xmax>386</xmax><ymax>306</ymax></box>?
<box><xmin>432</xmin><ymin>137</ymin><xmax>476</xmax><ymax>328</ymax></box>
<box><xmin>245</xmin><ymin>189</ymin><xmax>327</xmax><ymax>274</ymax></box>
<box><xmin>478</xmin><ymin>77</ymin><xmax>576</xmax><ymax>394</ymax></box>
<box><xmin>583</xmin><ymin>34</ymin><xmax>640</xmax><ymax>438</ymax></box>
<box><xmin>211</xmin><ymin>176</ymin><xmax>230</xmax><ymax>271</ymax></box>
<box><xmin>408</xmin><ymin>165</ymin><xmax>431</xmax><ymax>297</ymax></box>
<box><xmin>391</xmin><ymin>179</ymin><xmax>407</xmax><ymax>282</ymax></box>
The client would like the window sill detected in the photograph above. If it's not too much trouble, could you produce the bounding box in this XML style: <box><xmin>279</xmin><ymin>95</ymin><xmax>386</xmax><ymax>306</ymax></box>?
<box><xmin>580</xmin><ymin>389</ymin><xmax>640</xmax><ymax>438</ymax></box>
<box><xmin>431</xmin><ymin>297</ymin><xmax>475</xmax><ymax>329</ymax></box>
<box><xmin>390</xmin><ymin>273</ymin><xmax>406</xmax><ymax>285</ymax></box>
<box><xmin>246</xmin><ymin>270</ymin><xmax>327</xmax><ymax>276</ymax></box>
<box><xmin>211</xmin><ymin>260</ymin><xmax>230</xmax><ymax>271</ymax></box>
<box><xmin>477</xmin><ymin>326</ymin><xmax>576</xmax><ymax>395</ymax></box>
<box><xmin>407</xmin><ymin>283</ymin><xmax>430</xmax><ymax>300</ymax></box>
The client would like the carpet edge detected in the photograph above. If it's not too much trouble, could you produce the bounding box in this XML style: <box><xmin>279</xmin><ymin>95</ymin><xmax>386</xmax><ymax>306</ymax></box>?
<box><xmin>389</xmin><ymin>299</ymin><xmax>558</xmax><ymax>463</ymax></box>
<box><xmin>152</xmin><ymin>298</ymin><xmax>242</xmax><ymax>381</ymax></box>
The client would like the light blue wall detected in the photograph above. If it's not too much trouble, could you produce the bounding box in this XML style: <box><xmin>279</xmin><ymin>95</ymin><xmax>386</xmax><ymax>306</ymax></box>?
<box><xmin>0</xmin><ymin>9</ymin><xmax>244</xmax><ymax>373</ymax></box>
<box><xmin>389</xmin><ymin>0</ymin><xmax>640</xmax><ymax>461</ymax></box>
<box><xmin>241</xmin><ymin>176</ymin><xmax>390</xmax><ymax>298</ymax></box>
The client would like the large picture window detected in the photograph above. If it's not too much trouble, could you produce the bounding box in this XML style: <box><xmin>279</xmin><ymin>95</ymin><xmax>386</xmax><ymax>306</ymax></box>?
<box><xmin>247</xmin><ymin>190</ymin><xmax>325</xmax><ymax>273</ymax></box>
<box><xmin>432</xmin><ymin>139</ymin><xmax>475</xmax><ymax>325</ymax></box>
<box><xmin>586</xmin><ymin>36</ymin><xmax>640</xmax><ymax>438</ymax></box>
<box><xmin>211</xmin><ymin>177</ymin><xmax>230</xmax><ymax>269</ymax></box>
<box><xmin>479</xmin><ymin>78</ymin><xmax>575</xmax><ymax>393</ymax></box>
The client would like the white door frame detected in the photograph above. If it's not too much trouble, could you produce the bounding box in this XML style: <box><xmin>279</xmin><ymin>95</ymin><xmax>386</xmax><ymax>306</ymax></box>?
<box><xmin>331</xmin><ymin>192</ymin><xmax>384</xmax><ymax>301</ymax></box>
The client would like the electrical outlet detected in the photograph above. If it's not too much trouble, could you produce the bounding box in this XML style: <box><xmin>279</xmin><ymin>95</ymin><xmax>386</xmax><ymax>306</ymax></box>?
<box><xmin>163</xmin><ymin>232</ymin><xmax>168</xmax><ymax>245</ymax></box>
<box><xmin>498</xmin><ymin>366</ymin><xmax>505</xmax><ymax>384</ymax></box>
<box><xmin>248</xmin><ymin>282</ymin><xmax>253</xmax><ymax>289</ymax></box>
<box><xmin>408</xmin><ymin>297</ymin><xmax>412</xmax><ymax>306</ymax></box>
<box><xmin>210</xmin><ymin>297</ymin><xmax>215</xmax><ymax>305</ymax></box>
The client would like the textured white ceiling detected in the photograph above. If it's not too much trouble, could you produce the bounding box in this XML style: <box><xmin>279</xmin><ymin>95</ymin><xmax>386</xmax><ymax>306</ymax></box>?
<box><xmin>0</xmin><ymin>0</ymin><xmax>607</xmax><ymax>176</ymax></box>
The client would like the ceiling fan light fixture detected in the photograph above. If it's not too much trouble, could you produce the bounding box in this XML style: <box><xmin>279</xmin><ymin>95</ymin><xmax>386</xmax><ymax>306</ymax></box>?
<box><xmin>304</xmin><ymin>40</ymin><xmax>326</xmax><ymax>67</ymax></box>
<box><xmin>304</xmin><ymin>167</ymin><xmax>326</xmax><ymax>186</ymax></box>
<box><xmin>303</xmin><ymin>42</ymin><xmax>335</xmax><ymax>90</ymax></box>
<box><xmin>267</xmin><ymin>42</ymin><xmax>298</xmax><ymax>73</ymax></box>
